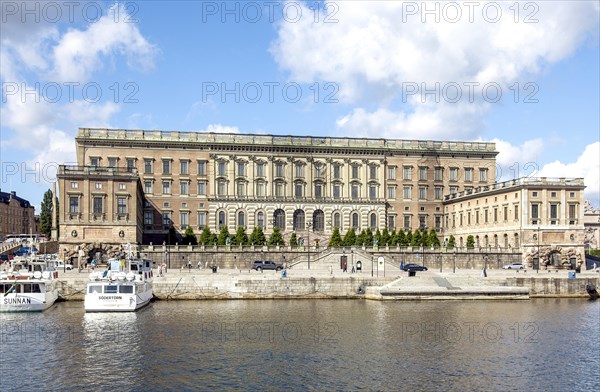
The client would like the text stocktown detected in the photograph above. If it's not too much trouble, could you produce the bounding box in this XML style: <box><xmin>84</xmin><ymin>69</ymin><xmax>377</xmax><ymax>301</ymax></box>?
<box><xmin>201</xmin><ymin>1</ymin><xmax>339</xmax><ymax>23</ymax></box>
<box><xmin>2</xmin><ymin>82</ymin><xmax>139</xmax><ymax>104</ymax></box>
<box><xmin>401</xmin><ymin>82</ymin><xmax>539</xmax><ymax>104</ymax></box>
<box><xmin>1</xmin><ymin>1</ymin><xmax>139</xmax><ymax>23</ymax></box>
<box><xmin>398</xmin><ymin>321</ymin><xmax>539</xmax><ymax>343</ymax></box>
<box><xmin>202</xmin><ymin>82</ymin><xmax>339</xmax><ymax>104</ymax></box>
<box><xmin>200</xmin><ymin>322</ymin><xmax>339</xmax><ymax>343</ymax></box>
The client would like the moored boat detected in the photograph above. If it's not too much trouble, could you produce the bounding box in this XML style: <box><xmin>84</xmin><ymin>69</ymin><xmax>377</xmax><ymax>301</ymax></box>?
<box><xmin>84</xmin><ymin>252</ymin><xmax>154</xmax><ymax>312</ymax></box>
<box><xmin>0</xmin><ymin>258</ymin><xmax>59</xmax><ymax>312</ymax></box>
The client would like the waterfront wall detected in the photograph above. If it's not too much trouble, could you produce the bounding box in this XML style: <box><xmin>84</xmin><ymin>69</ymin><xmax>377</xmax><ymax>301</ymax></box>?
<box><xmin>507</xmin><ymin>277</ymin><xmax>599</xmax><ymax>298</ymax></box>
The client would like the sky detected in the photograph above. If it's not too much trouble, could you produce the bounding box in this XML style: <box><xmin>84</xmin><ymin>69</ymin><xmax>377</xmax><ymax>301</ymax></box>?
<box><xmin>1</xmin><ymin>0</ymin><xmax>599</xmax><ymax>212</ymax></box>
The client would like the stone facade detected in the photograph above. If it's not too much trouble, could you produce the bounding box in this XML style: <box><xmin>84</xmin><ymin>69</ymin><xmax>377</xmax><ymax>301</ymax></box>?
<box><xmin>0</xmin><ymin>190</ymin><xmax>35</xmax><ymax>240</ymax></box>
<box><xmin>443</xmin><ymin>177</ymin><xmax>586</xmax><ymax>268</ymax></box>
<box><xmin>583</xmin><ymin>200</ymin><xmax>600</xmax><ymax>250</ymax></box>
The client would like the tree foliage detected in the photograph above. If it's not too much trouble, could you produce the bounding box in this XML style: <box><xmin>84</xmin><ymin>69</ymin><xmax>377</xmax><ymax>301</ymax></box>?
<box><xmin>249</xmin><ymin>226</ymin><xmax>267</xmax><ymax>246</ymax></box>
<box><xmin>466</xmin><ymin>235</ymin><xmax>475</xmax><ymax>249</ymax></box>
<box><xmin>268</xmin><ymin>227</ymin><xmax>285</xmax><ymax>246</ymax></box>
<box><xmin>199</xmin><ymin>227</ymin><xmax>213</xmax><ymax>245</ymax></box>
<box><xmin>234</xmin><ymin>226</ymin><xmax>249</xmax><ymax>246</ymax></box>
<box><xmin>182</xmin><ymin>226</ymin><xmax>198</xmax><ymax>245</ymax></box>
<box><xmin>40</xmin><ymin>189</ymin><xmax>54</xmax><ymax>238</ymax></box>
<box><xmin>429</xmin><ymin>229</ymin><xmax>441</xmax><ymax>248</ymax></box>
<box><xmin>447</xmin><ymin>235</ymin><xmax>456</xmax><ymax>249</ymax></box>
<box><xmin>328</xmin><ymin>227</ymin><xmax>343</xmax><ymax>247</ymax></box>
<box><xmin>343</xmin><ymin>228</ymin><xmax>356</xmax><ymax>246</ymax></box>
<box><xmin>289</xmin><ymin>232</ymin><xmax>298</xmax><ymax>247</ymax></box>
<box><xmin>217</xmin><ymin>226</ymin><xmax>230</xmax><ymax>246</ymax></box>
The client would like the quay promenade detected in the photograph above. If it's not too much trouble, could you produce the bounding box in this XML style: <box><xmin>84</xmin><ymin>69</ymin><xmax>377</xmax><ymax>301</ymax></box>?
<box><xmin>55</xmin><ymin>263</ymin><xmax>600</xmax><ymax>301</ymax></box>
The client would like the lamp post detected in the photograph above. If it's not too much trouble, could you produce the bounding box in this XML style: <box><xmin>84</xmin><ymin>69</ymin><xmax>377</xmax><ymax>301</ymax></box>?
<box><xmin>537</xmin><ymin>225</ymin><xmax>540</xmax><ymax>273</ymax></box>
<box><xmin>453</xmin><ymin>249</ymin><xmax>456</xmax><ymax>274</ymax></box>
<box><xmin>306</xmin><ymin>220</ymin><xmax>312</xmax><ymax>270</ymax></box>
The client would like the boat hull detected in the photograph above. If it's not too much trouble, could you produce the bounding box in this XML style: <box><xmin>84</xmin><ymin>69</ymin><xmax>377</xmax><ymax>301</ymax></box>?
<box><xmin>84</xmin><ymin>284</ymin><xmax>153</xmax><ymax>312</ymax></box>
<box><xmin>0</xmin><ymin>290</ymin><xmax>59</xmax><ymax>312</ymax></box>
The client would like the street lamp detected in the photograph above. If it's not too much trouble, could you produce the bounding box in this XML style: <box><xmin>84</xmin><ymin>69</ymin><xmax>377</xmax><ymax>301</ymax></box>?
<box><xmin>536</xmin><ymin>225</ymin><xmax>541</xmax><ymax>273</ymax></box>
<box><xmin>453</xmin><ymin>249</ymin><xmax>456</xmax><ymax>274</ymax></box>
<box><xmin>306</xmin><ymin>220</ymin><xmax>313</xmax><ymax>269</ymax></box>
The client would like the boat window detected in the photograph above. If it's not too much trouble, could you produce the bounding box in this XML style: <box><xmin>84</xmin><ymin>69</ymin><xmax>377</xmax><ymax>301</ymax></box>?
<box><xmin>89</xmin><ymin>285</ymin><xmax>102</xmax><ymax>294</ymax></box>
<box><xmin>31</xmin><ymin>284</ymin><xmax>41</xmax><ymax>293</ymax></box>
<box><xmin>0</xmin><ymin>284</ymin><xmax>5</xmax><ymax>293</ymax></box>
<box><xmin>23</xmin><ymin>284</ymin><xmax>32</xmax><ymax>293</ymax></box>
<box><xmin>119</xmin><ymin>286</ymin><xmax>133</xmax><ymax>294</ymax></box>
<box><xmin>104</xmin><ymin>285</ymin><xmax>118</xmax><ymax>294</ymax></box>
<box><xmin>130</xmin><ymin>264</ymin><xmax>138</xmax><ymax>271</ymax></box>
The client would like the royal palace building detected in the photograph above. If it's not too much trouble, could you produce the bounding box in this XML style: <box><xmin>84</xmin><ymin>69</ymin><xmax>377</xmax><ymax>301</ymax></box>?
<box><xmin>56</xmin><ymin>128</ymin><xmax>587</xmax><ymax>265</ymax></box>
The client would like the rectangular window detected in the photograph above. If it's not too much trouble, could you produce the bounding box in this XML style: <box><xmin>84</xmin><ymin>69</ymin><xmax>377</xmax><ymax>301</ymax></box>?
<box><xmin>71</xmin><ymin>182</ymin><xmax>78</xmax><ymax>189</ymax></box>
<box><xmin>449</xmin><ymin>168</ymin><xmax>458</xmax><ymax>181</ymax></box>
<box><xmin>531</xmin><ymin>204</ymin><xmax>539</xmax><ymax>223</ymax></box>
<box><xmin>295</xmin><ymin>163</ymin><xmax>304</xmax><ymax>178</ymax></box>
<box><xmin>144</xmin><ymin>211</ymin><xmax>153</xmax><ymax>225</ymax></box>
<box><xmin>435</xmin><ymin>216</ymin><xmax>441</xmax><ymax>230</ymax></box>
<box><xmin>351</xmin><ymin>165</ymin><xmax>359</xmax><ymax>179</ymax></box>
<box><xmin>275</xmin><ymin>182</ymin><xmax>284</xmax><ymax>197</ymax></box>
<box><xmin>119</xmin><ymin>183</ymin><xmax>126</xmax><ymax>190</ymax></box>
<box><xmin>256</xmin><ymin>182</ymin><xmax>265</xmax><ymax>197</ymax></box>
<box><xmin>514</xmin><ymin>206</ymin><xmax>519</xmax><ymax>220</ymax></box>
<box><xmin>419</xmin><ymin>167</ymin><xmax>427</xmax><ymax>181</ymax></box>
<box><xmin>475</xmin><ymin>210</ymin><xmax>479</xmax><ymax>224</ymax></box>
<box><xmin>387</xmin><ymin>186</ymin><xmax>396</xmax><ymax>199</ymax></box>
<box><xmin>275</xmin><ymin>163</ymin><xmax>284</xmax><ymax>177</ymax></box>
<box><xmin>144</xmin><ymin>159</ymin><xmax>153</xmax><ymax>174</ymax></box>
<box><xmin>388</xmin><ymin>166</ymin><xmax>396</xmax><ymax>180</ymax></box>
<box><xmin>403</xmin><ymin>215</ymin><xmax>411</xmax><ymax>229</ymax></box>
<box><xmin>93</xmin><ymin>197</ymin><xmax>103</xmax><ymax>214</ymax></box>
<box><xmin>256</xmin><ymin>162</ymin><xmax>265</xmax><ymax>177</ymax></box>
<box><xmin>419</xmin><ymin>186</ymin><xmax>427</xmax><ymax>200</ymax></box>
<box><xmin>484</xmin><ymin>209</ymin><xmax>489</xmax><ymax>223</ymax></box>
<box><xmin>434</xmin><ymin>187</ymin><xmax>442</xmax><ymax>200</ymax></box>
<box><xmin>90</xmin><ymin>157</ymin><xmax>100</xmax><ymax>167</ymax></box>
<box><xmin>479</xmin><ymin>168</ymin><xmax>488</xmax><ymax>182</ymax></box>
<box><xmin>217</xmin><ymin>181</ymin><xmax>226</xmax><ymax>196</ymax></box>
<box><xmin>450</xmin><ymin>186</ymin><xmax>458</xmax><ymax>195</ymax></box>
<box><xmin>369</xmin><ymin>184</ymin><xmax>377</xmax><ymax>200</ymax></box>
<box><xmin>69</xmin><ymin>197</ymin><xmax>79</xmax><ymax>213</ymax></box>
<box><xmin>295</xmin><ymin>183</ymin><xmax>303</xmax><ymax>198</ymax></box>
<box><xmin>95</xmin><ymin>183</ymin><xmax>102</xmax><ymax>189</ymax></box>
<box><xmin>144</xmin><ymin>181</ymin><xmax>153</xmax><ymax>194</ymax></box>
<box><xmin>568</xmin><ymin>204</ymin><xmax>576</xmax><ymax>224</ymax></box>
<box><xmin>237</xmin><ymin>182</ymin><xmax>246</xmax><ymax>197</ymax></box>
<box><xmin>388</xmin><ymin>215</ymin><xmax>396</xmax><ymax>229</ymax></box>
<box><xmin>108</xmin><ymin>157</ymin><xmax>118</xmax><ymax>168</ymax></box>
<box><xmin>162</xmin><ymin>181</ymin><xmax>171</xmax><ymax>194</ymax></box>
<box><xmin>218</xmin><ymin>161</ymin><xmax>227</xmax><ymax>176</ymax></box>
<box><xmin>162</xmin><ymin>160</ymin><xmax>171</xmax><ymax>174</ymax></box>
<box><xmin>494</xmin><ymin>208</ymin><xmax>498</xmax><ymax>222</ymax></box>
<box><xmin>198</xmin><ymin>212</ymin><xmax>207</xmax><ymax>228</ymax></box>
<box><xmin>117</xmin><ymin>197</ymin><xmax>127</xmax><ymax>214</ymax></box>
<box><xmin>369</xmin><ymin>166</ymin><xmax>377</xmax><ymax>180</ymax></box>
<box><xmin>435</xmin><ymin>167</ymin><xmax>443</xmax><ymax>181</ymax></box>
<box><xmin>180</xmin><ymin>212</ymin><xmax>189</xmax><ymax>229</ymax></box>
<box><xmin>419</xmin><ymin>216</ymin><xmax>426</xmax><ymax>229</ymax></box>
<box><xmin>162</xmin><ymin>212</ymin><xmax>171</xmax><ymax>227</ymax></box>
<box><xmin>403</xmin><ymin>186</ymin><xmax>412</xmax><ymax>200</ymax></box>
<box><xmin>197</xmin><ymin>161</ymin><xmax>206</xmax><ymax>176</ymax></box>
<box><xmin>464</xmin><ymin>168</ymin><xmax>473</xmax><ymax>182</ymax></box>
<box><xmin>180</xmin><ymin>160</ymin><xmax>189</xmax><ymax>175</ymax></box>
<box><xmin>333</xmin><ymin>184</ymin><xmax>341</xmax><ymax>199</ymax></box>
<box><xmin>315</xmin><ymin>164</ymin><xmax>324</xmax><ymax>178</ymax></box>
<box><xmin>198</xmin><ymin>181</ymin><xmax>206</xmax><ymax>195</ymax></box>
<box><xmin>351</xmin><ymin>184</ymin><xmax>359</xmax><ymax>200</ymax></box>
<box><xmin>333</xmin><ymin>164</ymin><xmax>341</xmax><ymax>179</ymax></box>
<box><xmin>237</xmin><ymin>162</ymin><xmax>245</xmax><ymax>177</ymax></box>
<box><xmin>550</xmin><ymin>204</ymin><xmax>558</xmax><ymax>223</ymax></box>
<box><xmin>126</xmin><ymin>158</ymin><xmax>135</xmax><ymax>173</ymax></box>
<box><xmin>403</xmin><ymin>166</ymin><xmax>412</xmax><ymax>180</ymax></box>
<box><xmin>180</xmin><ymin>181</ymin><xmax>189</xmax><ymax>195</ymax></box>
<box><xmin>315</xmin><ymin>183</ymin><xmax>323</xmax><ymax>198</ymax></box>
<box><xmin>503</xmin><ymin>206</ymin><xmax>508</xmax><ymax>222</ymax></box>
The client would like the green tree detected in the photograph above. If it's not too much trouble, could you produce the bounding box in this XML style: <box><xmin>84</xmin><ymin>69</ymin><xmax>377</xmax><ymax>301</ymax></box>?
<box><xmin>411</xmin><ymin>230</ymin><xmax>422</xmax><ymax>247</ymax></box>
<box><xmin>165</xmin><ymin>226</ymin><xmax>179</xmax><ymax>245</ymax></box>
<box><xmin>289</xmin><ymin>232</ymin><xmax>298</xmax><ymax>247</ymax></box>
<box><xmin>374</xmin><ymin>229</ymin><xmax>381</xmax><ymax>246</ymax></box>
<box><xmin>380</xmin><ymin>228</ymin><xmax>390</xmax><ymax>246</ymax></box>
<box><xmin>466</xmin><ymin>235</ymin><xmax>475</xmax><ymax>249</ymax></box>
<box><xmin>328</xmin><ymin>227</ymin><xmax>343</xmax><ymax>247</ymax></box>
<box><xmin>447</xmin><ymin>235</ymin><xmax>456</xmax><ymax>249</ymax></box>
<box><xmin>429</xmin><ymin>229</ymin><xmax>440</xmax><ymax>248</ymax></box>
<box><xmin>421</xmin><ymin>228</ymin><xmax>430</xmax><ymax>247</ymax></box>
<box><xmin>405</xmin><ymin>230</ymin><xmax>413</xmax><ymax>246</ymax></box>
<box><xmin>268</xmin><ymin>227</ymin><xmax>285</xmax><ymax>246</ymax></box>
<box><xmin>234</xmin><ymin>226</ymin><xmax>249</xmax><ymax>246</ymax></box>
<box><xmin>199</xmin><ymin>226</ymin><xmax>213</xmax><ymax>245</ymax></box>
<box><xmin>182</xmin><ymin>226</ymin><xmax>198</xmax><ymax>245</ymax></box>
<box><xmin>355</xmin><ymin>229</ymin><xmax>366</xmax><ymax>246</ymax></box>
<box><xmin>217</xmin><ymin>226</ymin><xmax>230</xmax><ymax>245</ymax></box>
<box><xmin>389</xmin><ymin>229</ymin><xmax>398</xmax><ymax>246</ymax></box>
<box><xmin>343</xmin><ymin>228</ymin><xmax>356</xmax><ymax>246</ymax></box>
<box><xmin>249</xmin><ymin>226</ymin><xmax>267</xmax><ymax>246</ymax></box>
<box><xmin>39</xmin><ymin>189</ymin><xmax>54</xmax><ymax>238</ymax></box>
<box><xmin>398</xmin><ymin>229</ymin><xmax>407</xmax><ymax>246</ymax></box>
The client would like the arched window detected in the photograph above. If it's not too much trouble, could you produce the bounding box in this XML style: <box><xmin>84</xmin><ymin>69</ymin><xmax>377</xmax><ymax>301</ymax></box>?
<box><xmin>274</xmin><ymin>209</ymin><xmax>285</xmax><ymax>230</ymax></box>
<box><xmin>504</xmin><ymin>233</ymin><xmax>509</xmax><ymax>248</ymax></box>
<box><xmin>369</xmin><ymin>213</ymin><xmax>377</xmax><ymax>229</ymax></box>
<box><xmin>293</xmin><ymin>210</ymin><xmax>305</xmax><ymax>230</ymax></box>
<box><xmin>494</xmin><ymin>234</ymin><xmax>499</xmax><ymax>248</ymax></box>
<box><xmin>256</xmin><ymin>211</ymin><xmax>264</xmax><ymax>228</ymax></box>
<box><xmin>218</xmin><ymin>211</ymin><xmax>226</xmax><ymax>228</ymax></box>
<box><xmin>237</xmin><ymin>211</ymin><xmax>245</xmax><ymax>228</ymax></box>
<box><xmin>352</xmin><ymin>212</ymin><xmax>359</xmax><ymax>229</ymax></box>
<box><xmin>313</xmin><ymin>210</ymin><xmax>325</xmax><ymax>231</ymax></box>
<box><xmin>459</xmin><ymin>237</ymin><xmax>464</xmax><ymax>248</ymax></box>
<box><xmin>514</xmin><ymin>233</ymin><xmax>519</xmax><ymax>248</ymax></box>
<box><xmin>484</xmin><ymin>235</ymin><xmax>489</xmax><ymax>247</ymax></box>
<box><xmin>333</xmin><ymin>212</ymin><xmax>341</xmax><ymax>229</ymax></box>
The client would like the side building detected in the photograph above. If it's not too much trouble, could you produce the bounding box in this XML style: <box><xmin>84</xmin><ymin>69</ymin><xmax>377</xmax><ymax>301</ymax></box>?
<box><xmin>443</xmin><ymin>177</ymin><xmax>586</xmax><ymax>269</ymax></box>
<box><xmin>58</xmin><ymin>128</ymin><xmax>497</xmax><ymax>253</ymax></box>
<box><xmin>0</xmin><ymin>190</ymin><xmax>36</xmax><ymax>241</ymax></box>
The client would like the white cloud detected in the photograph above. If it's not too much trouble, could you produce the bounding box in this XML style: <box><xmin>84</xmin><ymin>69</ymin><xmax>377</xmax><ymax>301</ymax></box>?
<box><xmin>204</xmin><ymin>124</ymin><xmax>240</xmax><ymax>134</ymax></box>
<box><xmin>271</xmin><ymin>1</ymin><xmax>599</xmax><ymax>138</ymax></box>
<box><xmin>492</xmin><ymin>137</ymin><xmax>545</xmax><ymax>181</ymax></box>
<box><xmin>538</xmin><ymin>142</ymin><xmax>600</xmax><ymax>205</ymax></box>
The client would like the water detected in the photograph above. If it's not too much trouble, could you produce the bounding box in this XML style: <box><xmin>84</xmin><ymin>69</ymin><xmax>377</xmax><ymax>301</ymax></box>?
<box><xmin>1</xmin><ymin>299</ymin><xmax>598</xmax><ymax>391</ymax></box>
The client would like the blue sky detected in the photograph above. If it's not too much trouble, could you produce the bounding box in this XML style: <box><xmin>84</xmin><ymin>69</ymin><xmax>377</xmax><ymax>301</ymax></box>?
<box><xmin>1</xmin><ymin>0</ymin><xmax>599</xmax><ymax>211</ymax></box>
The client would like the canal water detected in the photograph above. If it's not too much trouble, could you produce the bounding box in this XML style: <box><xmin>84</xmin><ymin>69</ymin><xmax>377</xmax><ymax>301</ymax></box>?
<box><xmin>1</xmin><ymin>299</ymin><xmax>598</xmax><ymax>391</ymax></box>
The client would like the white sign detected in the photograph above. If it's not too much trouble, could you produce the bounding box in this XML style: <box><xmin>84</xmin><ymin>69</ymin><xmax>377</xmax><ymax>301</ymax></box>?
<box><xmin>377</xmin><ymin>256</ymin><xmax>385</xmax><ymax>272</ymax></box>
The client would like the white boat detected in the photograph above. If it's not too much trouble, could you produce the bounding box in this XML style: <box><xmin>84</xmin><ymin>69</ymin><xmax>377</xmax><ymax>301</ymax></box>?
<box><xmin>0</xmin><ymin>258</ymin><xmax>59</xmax><ymax>312</ymax></box>
<box><xmin>84</xmin><ymin>255</ymin><xmax>154</xmax><ymax>312</ymax></box>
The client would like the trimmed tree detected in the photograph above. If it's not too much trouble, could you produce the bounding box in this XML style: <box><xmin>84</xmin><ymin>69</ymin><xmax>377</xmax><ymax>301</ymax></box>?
<box><xmin>421</xmin><ymin>228</ymin><xmax>430</xmax><ymax>247</ymax></box>
<box><xmin>217</xmin><ymin>226</ymin><xmax>230</xmax><ymax>246</ymax></box>
<box><xmin>343</xmin><ymin>228</ymin><xmax>356</xmax><ymax>246</ymax></box>
<box><xmin>389</xmin><ymin>229</ymin><xmax>398</xmax><ymax>246</ymax></box>
<box><xmin>398</xmin><ymin>229</ymin><xmax>407</xmax><ymax>246</ymax></box>
<box><xmin>364</xmin><ymin>229</ymin><xmax>374</xmax><ymax>246</ymax></box>
<box><xmin>165</xmin><ymin>226</ymin><xmax>179</xmax><ymax>245</ymax></box>
<box><xmin>234</xmin><ymin>226</ymin><xmax>249</xmax><ymax>246</ymax></box>
<box><xmin>182</xmin><ymin>226</ymin><xmax>198</xmax><ymax>245</ymax></box>
<box><xmin>380</xmin><ymin>228</ymin><xmax>390</xmax><ymax>246</ymax></box>
<box><xmin>289</xmin><ymin>232</ymin><xmax>298</xmax><ymax>247</ymax></box>
<box><xmin>411</xmin><ymin>230</ymin><xmax>422</xmax><ymax>247</ymax></box>
<box><xmin>199</xmin><ymin>226</ymin><xmax>213</xmax><ymax>245</ymax></box>
<box><xmin>249</xmin><ymin>226</ymin><xmax>267</xmax><ymax>246</ymax></box>
<box><xmin>429</xmin><ymin>229</ymin><xmax>441</xmax><ymax>248</ymax></box>
<box><xmin>268</xmin><ymin>227</ymin><xmax>285</xmax><ymax>246</ymax></box>
<box><xmin>39</xmin><ymin>189</ymin><xmax>54</xmax><ymax>238</ymax></box>
<box><xmin>374</xmin><ymin>229</ymin><xmax>381</xmax><ymax>246</ymax></box>
<box><xmin>328</xmin><ymin>227</ymin><xmax>343</xmax><ymax>247</ymax></box>
<box><xmin>466</xmin><ymin>235</ymin><xmax>475</xmax><ymax>249</ymax></box>
<box><xmin>447</xmin><ymin>235</ymin><xmax>456</xmax><ymax>249</ymax></box>
<box><xmin>405</xmin><ymin>230</ymin><xmax>413</xmax><ymax>246</ymax></box>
